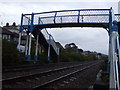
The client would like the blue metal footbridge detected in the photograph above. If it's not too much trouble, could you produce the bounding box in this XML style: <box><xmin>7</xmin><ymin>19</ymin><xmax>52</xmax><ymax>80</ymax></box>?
<box><xmin>18</xmin><ymin>8</ymin><xmax>120</xmax><ymax>89</ymax></box>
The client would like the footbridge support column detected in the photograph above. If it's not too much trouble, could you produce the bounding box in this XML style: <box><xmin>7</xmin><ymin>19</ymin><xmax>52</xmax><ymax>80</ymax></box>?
<box><xmin>25</xmin><ymin>13</ymin><xmax>34</xmax><ymax>61</ymax></box>
<box><xmin>25</xmin><ymin>33</ymin><xmax>29</xmax><ymax>61</ymax></box>
<box><xmin>27</xmin><ymin>33</ymin><xmax>32</xmax><ymax>61</ymax></box>
<box><xmin>34</xmin><ymin>34</ymin><xmax>39</xmax><ymax>63</ymax></box>
<box><xmin>109</xmin><ymin>20</ymin><xmax>120</xmax><ymax>89</ymax></box>
<box><xmin>17</xmin><ymin>32</ymin><xmax>22</xmax><ymax>52</ymax></box>
<box><xmin>25</xmin><ymin>33</ymin><xmax>32</xmax><ymax>61</ymax></box>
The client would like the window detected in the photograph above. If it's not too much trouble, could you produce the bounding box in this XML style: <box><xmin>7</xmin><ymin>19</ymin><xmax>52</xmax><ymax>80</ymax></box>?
<box><xmin>3</xmin><ymin>35</ymin><xmax>8</xmax><ymax>39</ymax></box>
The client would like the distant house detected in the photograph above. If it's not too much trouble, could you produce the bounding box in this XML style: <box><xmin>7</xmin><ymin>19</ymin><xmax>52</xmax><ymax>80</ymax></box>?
<box><xmin>3</xmin><ymin>23</ymin><xmax>27</xmax><ymax>45</ymax></box>
<box><xmin>3</xmin><ymin>24</ymin><xmax>19</xmax><ymax>33</ymax></box>
<box><xmin>3</xmin><ymin>23</ymin><xmax>26</xmax><ymax>36</ymax></box>
<box><xmin>2</xmin><ymin>27</ymin><xmax>13</xmax><ymax>40</ymax></box>
<box><xmin>82</xmin><ymin>51</ymin><xmax>91</xmax><ymax>56</ymax></box>
<box><xmin>1</xmin><ymin>27</ymin><xmax>26</xmax><ymax>45</ymax></box>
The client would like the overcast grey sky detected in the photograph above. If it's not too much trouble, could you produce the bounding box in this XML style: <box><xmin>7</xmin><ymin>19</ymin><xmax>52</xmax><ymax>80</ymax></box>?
<box><xmin>0</xmin><ymin>1</ymin><xmax>119</xmax><ymax>55</ymax></box>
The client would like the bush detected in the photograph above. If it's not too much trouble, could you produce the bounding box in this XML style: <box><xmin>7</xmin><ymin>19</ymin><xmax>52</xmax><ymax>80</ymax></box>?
<box><xmin>85</xmin><ymin>53</ymin><xmax>97</xmax><ymax>61</ymax></box>
<box><xmin>60</xmin><ymin>52</ymin><xmax>85</xmax><ymax>62</ymax></box>
<box><xmin>2</xmin><ymin>39</ymin><xmax>25</xmax><ymax>66</ymax></box>
<box><xmin>59</xmin><ymin>50</ymin><xmax>98</xmax><ymax>62</ymax></box>
<box><xmin>37</xmin><ymin>52</ymin><xmax>49</xmax><ymax>64</ymax></box>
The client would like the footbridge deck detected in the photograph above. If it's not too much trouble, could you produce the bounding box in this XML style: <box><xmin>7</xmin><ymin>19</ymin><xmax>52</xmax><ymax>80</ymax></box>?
<box><xmin>21</xmin><ymin>9</ymin><xmax>120</xmax><ymax>31</ymax></box>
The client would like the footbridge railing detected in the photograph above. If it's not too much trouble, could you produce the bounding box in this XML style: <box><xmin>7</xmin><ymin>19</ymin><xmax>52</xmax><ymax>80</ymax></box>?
<box><xmin>39</xmin><ymin>17</ymin><xmax>59</xmax><ymax>55</ymax></box>
<box><xmin>41</xmin><ymin>28</ymin><xmax>59</xmax><ymax>55</ymax></box>
<box><xmin>22</xmin><ymin>9</ymin><xmax>120</xmax><ymax>28</ymax></box>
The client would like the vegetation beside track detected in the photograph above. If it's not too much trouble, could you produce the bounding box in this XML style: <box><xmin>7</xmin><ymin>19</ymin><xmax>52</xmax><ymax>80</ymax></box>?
<box><xmin>2</xmin><ymin>39</ymin><xmax>108</xmax><ymax>67</ymax></box>
<box><xmin>2</xmin><ymin>39</ymin><xmax>25</xmax><ymax>66</ymax></box>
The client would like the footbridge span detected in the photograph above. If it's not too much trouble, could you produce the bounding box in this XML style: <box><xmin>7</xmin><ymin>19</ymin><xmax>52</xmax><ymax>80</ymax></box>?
<box><xmin>18</xmin><ymin>8</ymin><xmax>120</xmax><ymax>89</ymax></box>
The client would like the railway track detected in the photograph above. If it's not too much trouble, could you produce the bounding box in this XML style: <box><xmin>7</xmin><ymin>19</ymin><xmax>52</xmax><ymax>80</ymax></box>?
<box><xmin>2</xmin><ymin>61</ymin><xmax>94</xmax><ymax>79</ymax></box>
<box><xmin>3</xmin><ymin>62</ymin><xmax>81</xmax><ymax>72</ymax></box>
<box><xmin>2</xmin><ymin>60</ymin><xmax>103</xmax><ymax>89</ymax></box>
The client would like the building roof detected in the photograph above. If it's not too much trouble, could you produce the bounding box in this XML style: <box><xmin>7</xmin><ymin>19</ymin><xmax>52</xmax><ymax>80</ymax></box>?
<box><xmin>2</xmin><ymin>28</ymin><xmax>13</xmax><ymax>35</ymax></box>
<box><xmin>3</xmin><ymin>25</ymin><xmax>20</xmax><ymax>30</ymax></box>
<box><xmin>2</xmin><ymin>27</ymin><xmax>26</xmax><ymax>40</ymax></box>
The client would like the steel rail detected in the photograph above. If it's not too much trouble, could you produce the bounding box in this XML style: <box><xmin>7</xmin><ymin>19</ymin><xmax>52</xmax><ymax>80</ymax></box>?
<box><xmin>2</xmin><ymin>63</ymin><xmax>83</xmax><ymax>82</ymax></box>
<box><xmin>2</xmin><ymin>61</ymin><xmax>102</xmax><ymax>89</ymax></box>
<box><xmin>32</xmin><ymin>61</ymin><xmax>102</xmax><ymax>90</ymax></box>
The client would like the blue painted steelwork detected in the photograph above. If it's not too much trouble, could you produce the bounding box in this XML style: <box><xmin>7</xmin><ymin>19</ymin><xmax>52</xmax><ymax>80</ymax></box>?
<box><xmin>78</xmin><ymin>10</ymin><xmax>80</xmax><ymax>23</ymax></box>
<box><xmin>20</xmin><ymin>9</ymin><xmax>120</xmax><ymax>30</ymax></box>
<box><xmin>29</xmin><ymin>13</ymin><xmax>34</xmax><ymax>32</ymax></box>
<box><xmin>25</xmin><ymin>55</ymin><xmax>31</xmax><ymax>61</ymax></box>
<box><xmin>54</xmin><ymin>12</ymin><xmax>57</xmax><ymax>23</ymax></box>
<box><xmin>112</xmin><ymin>21</ymin><xmax>118</xmax><ymax>32</ymax></box>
